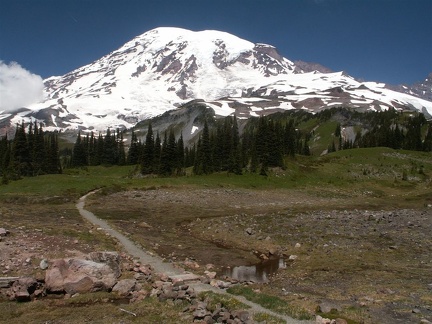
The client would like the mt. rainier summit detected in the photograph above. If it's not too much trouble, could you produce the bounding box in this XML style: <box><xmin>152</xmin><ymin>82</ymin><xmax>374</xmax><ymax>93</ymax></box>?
<box><xmin>1</xmin><ymin>27</ymin><xmax>431</xmax><ymax>133</ymax></box>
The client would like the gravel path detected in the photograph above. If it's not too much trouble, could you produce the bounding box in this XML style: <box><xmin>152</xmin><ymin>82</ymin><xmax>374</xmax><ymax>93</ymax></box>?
<box><xmin>76</xmin><ymin>191</ymin><xmax>314</xmax><ymax>324</ymax></box>
<box><xmin>76</xmin><ymin>191</ymin><xmax>183</xmax><ymax>277</ymax></box>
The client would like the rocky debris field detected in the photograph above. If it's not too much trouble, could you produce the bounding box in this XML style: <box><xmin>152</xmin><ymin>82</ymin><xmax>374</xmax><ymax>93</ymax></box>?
<box><xmin>0</xmin><ymin>225</ymin><xmax>278</xmax><ymax>324</ymax></box>
<box><xmin>1</xmin><ymin>186</ymin><xmax>431</xmax><ymax>323</ymax></box>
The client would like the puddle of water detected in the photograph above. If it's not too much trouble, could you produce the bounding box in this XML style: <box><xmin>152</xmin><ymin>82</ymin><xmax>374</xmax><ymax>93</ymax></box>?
<box><xmin>111</xmin><ymin>297</ymin><xmax>131</xmax><ymax>305</ymax></box>
<box><xmin>220</xmin><ymin>258</ymin><xmax>286</xmax><ymax>283</ymax></box>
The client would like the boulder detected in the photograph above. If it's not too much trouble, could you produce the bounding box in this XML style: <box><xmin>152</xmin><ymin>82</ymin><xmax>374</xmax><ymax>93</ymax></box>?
<box><xmin>88</xmin><ymin>251</ymin><xmax>121</xmax><ymax>278</ymax></box>
<box><xmin>10</xmin><ymin>277</ymin><xmax>38</xmax><ymax>302</ymax></box>
<box><xmin>45</xmin><ymin>258</ymin><xmax>117</xmax><ymax>294</ymax></box>
<box><xmin>204</xmin><ymin>270</ymin><xmax>217</xmax><ymax>279</ymax></box>
<box><xmin>112</xmin><ymin>279</ymin><xmax>141</xmax><ymax>297</ymax></box>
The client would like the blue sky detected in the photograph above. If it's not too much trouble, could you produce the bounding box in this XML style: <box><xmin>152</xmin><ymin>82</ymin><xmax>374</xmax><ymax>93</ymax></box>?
<box><xmin>0</xmin><ymin>0</ymin><xmax>431</xmax><ymax>84</ymax></box>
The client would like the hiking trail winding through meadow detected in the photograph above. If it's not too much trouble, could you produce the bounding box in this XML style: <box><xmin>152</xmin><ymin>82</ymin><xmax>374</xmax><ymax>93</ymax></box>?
<box><xmin>76</xmin><ymin>190</ymin><xmax>314</xmax><ymax>324</ymax></box>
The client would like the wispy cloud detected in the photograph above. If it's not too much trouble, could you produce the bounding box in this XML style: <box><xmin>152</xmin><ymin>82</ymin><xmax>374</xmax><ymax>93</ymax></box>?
<box><xmin>0</xmin><ymin>61</ymin><xmax>45</xmax><ymax>112</ymax></box>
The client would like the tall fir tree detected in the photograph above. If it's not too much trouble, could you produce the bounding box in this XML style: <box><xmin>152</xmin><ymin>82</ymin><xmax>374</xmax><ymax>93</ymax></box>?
<box><xmin>141</xmin><ymin>123</ymin><xmax>155</xmax><ymax>174</ymax></box>
<box><xmin>71</xmin><ymin>131</ymin><xmax>87</xmax><ymax>167</ymax></box>
<box><xmin>176</xmin><ymin>133</ymin><xmax>185</xmax><ymax>175</ymax></box>
<box><xmin>127</xmin><ymin>130</ymin><xmax>140</xmax><ymax>165</ymax></box>
<box><xmin>11</xmin><ymin>122</ymin><xmax>31</xmax><ymax>177</ymax></box>
<box><xmin>228</xmin><ymin>115</ymin><xmax>242</xmax><ymax>174</ymax></box>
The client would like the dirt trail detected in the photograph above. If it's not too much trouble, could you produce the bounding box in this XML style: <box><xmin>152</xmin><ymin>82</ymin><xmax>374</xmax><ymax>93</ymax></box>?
<box><xmin>76</xmin><ymin>192</ymin><xmax>183</xmax><ymax>277</ymax></box>
<box><xmin>76</xmin><ymin>191</ymin><xmax>314</xmax><ymax>324</ymax></box>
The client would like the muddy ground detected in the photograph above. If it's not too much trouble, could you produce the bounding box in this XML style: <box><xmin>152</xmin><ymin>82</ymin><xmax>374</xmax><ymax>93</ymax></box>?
<box><xmin>1</xmin><ymin>187</ymin><xmax>431</xmax><ymax>323</ymax></box>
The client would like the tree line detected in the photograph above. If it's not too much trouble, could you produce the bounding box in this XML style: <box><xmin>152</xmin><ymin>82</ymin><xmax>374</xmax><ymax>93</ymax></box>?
<box><xmin>128</xmin><ymin>114</ymin><xmax>311</xmax><ymax>177</ymax></box>
<box><xmin>1</xmin><ymin>108</ymin><xmax>431</xmax><ymax>184</ymax></box>
<box><xmin>327</xmin><ymin>108</ymin><xmax>432</xmax><ymax>153</ymax></box>
<box><xmin>0</xmin><ymin>122</ymin><xmax>61</xmax><ymax>184</ymax></box>
<box><xmin>67</xmin><ymin>128</ymin><xmax>126</xmax><ymax>168</ymax></box>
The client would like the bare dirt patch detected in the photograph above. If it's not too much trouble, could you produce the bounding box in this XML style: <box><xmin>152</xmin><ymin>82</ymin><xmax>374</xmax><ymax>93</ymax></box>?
<box><xmin>0</xmin><ymin>202</ymin><xmax>119</xmax><ymax>278</ymax></box>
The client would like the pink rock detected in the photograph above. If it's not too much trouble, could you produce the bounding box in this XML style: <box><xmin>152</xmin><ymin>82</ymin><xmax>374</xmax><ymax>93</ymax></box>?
<box><xmin>45</xmin><ymin>258</ymin><xmax>117</xmax><ymax>294</ymax></box>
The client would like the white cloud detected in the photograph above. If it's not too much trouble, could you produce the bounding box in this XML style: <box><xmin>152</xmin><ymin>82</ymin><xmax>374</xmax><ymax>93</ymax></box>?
<box><xmin>0</xmin><ymin>61</ymin><xmax>45</xmax><ymax>112</ymax></box>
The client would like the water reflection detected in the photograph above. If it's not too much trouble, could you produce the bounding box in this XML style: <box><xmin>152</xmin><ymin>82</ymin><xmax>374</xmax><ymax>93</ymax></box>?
<box><xmin>221</xmin><ymin>258</ymin><xmax>286</xmax><ymax>283</ymax></box>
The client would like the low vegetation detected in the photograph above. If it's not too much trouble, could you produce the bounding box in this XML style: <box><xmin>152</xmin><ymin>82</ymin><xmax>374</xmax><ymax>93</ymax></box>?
<box><xmin>227</xmin><ymin>285</ymin><xmax>312</xmax><ymax>320</ymax></box>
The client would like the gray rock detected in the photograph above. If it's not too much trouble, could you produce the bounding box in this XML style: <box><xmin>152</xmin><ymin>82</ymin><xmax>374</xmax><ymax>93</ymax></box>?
<box><xmin>232</xmin><ymin>310</ymin><xmax>251</xmax><ymax>321</ymax></box>
<box><xmin>193</xmin><ymin>301</ymin><xmax>209</xmax><ymax>318</ymax></box>
<box><xmin>40</xmin><ymin>259</ymin><xmax>49</xmax><ymax>270</ymax></box>
<box><xmin>0</xmin><ymin>228</ymin><xmax>9</xmax><ymax>237</ymax></box>
<box><xmin>245</xmin><ymin>228</ymin><xmax>254</xmax><ymax>235</ymax></box>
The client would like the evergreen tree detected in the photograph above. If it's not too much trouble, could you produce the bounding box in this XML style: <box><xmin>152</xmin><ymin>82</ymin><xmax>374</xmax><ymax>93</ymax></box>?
<box><xmin>228</xmin><ymin>115</ymin><xmax>242</xmax><ymax>174</ymax></box>
<box><xmin>102</xmin><ymin>128</ymin><xmax>118</xmax><ymax>165</ymax></box>
<box><xmin>96</xmin><ymin>133</ymin><xmax>104</xmax><ymax>165</ymax></box>
<box><xmin>0</xmin><ymin>135</ymin><xmax>9</xmax><ymax>178</ymax></box>
<box><xmin>45</xmin><ymin>133</ymin><xmax>61</xmax><ymax>174</ymax></box>
<box><xmin>176</xmin><ymin>134</ymin><xmax>185</xmax><ymax>175</ymax></box>
<box><xmin>335</xmin><ymin>123</ymin><xmax>341</xmax><ymax>137</ymax></box>
<box><xmin>11</xmin><ymin>122</ymin><xmax>31</xmax><ymax>177</ymax></box>
<box><xmin>117</xmin><ymin>131</ymin><xmax>126</xmax><ymax>165</ymax></box>
<box><xmin>87</xmin><ymin>132</ymin><xmax>97</xmax><ymax>165</ymax></box>
<box><xmin>153</xmin><ymin>132</ymin><xmax>161</xmax><ymax>172</ymax></box>
<box><xmin>423</xmin><ymin>123</ymin><xmax>432</xmax><ymax>152</ymax></box>
<box><xmin>141</xmin><ymin>124</ymin><xmax>155</xmax><ymax>174</ymax></box>
<box><xmin>193</xmin><ymin>120</ymin><xmax>212</xmax><ymax>175</ymax></box>
<box><xmin>284</xmin><ymin>120</ymin><xmax>296</xmax><ymax>157</ymax></box>
<box><xmin>71</xmin><ymin>131</ymin><xmax>87</xmax><ymax>167</ymax></box>
<box><xmin>404</xmin><ymin>116</ymin><xmax>423</xmax><ymax>151</ymax></box>
<box><xmin>200</xmin><ymin>120</ymin><xmax>213</xmax><ymax>174</ymax></box>
<box><xmin>127</xmin><ymin>130</ymin><xmax>140</xmax><ymax>165</ymax></box>
<box><xmin>193</xmin><ymin>137</ymin><xmax>203</xmax><ymax>175</ymax></box>
<box><xmin>159</xmin><ymin>130</ymin><xmax>177</xmax><ymax>176</ymax></box>
<box><xmin>32</xmin><ymin>123</ymin><xmax>46</xmax><ymax>175</ymax></box>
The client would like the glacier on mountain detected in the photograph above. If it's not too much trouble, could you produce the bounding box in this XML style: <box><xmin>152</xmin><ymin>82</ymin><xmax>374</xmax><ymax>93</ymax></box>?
<box><xmin>1</xmin><ymin>27</ymin><xmax>431</xmax><ymax>133</ymax></box>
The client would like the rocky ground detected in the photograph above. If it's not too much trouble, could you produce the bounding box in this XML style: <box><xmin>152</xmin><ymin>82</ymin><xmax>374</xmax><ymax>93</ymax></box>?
<box><xmin>1</xmin><ymin>187</ymin><xmax>431</xmax><ymax>323</ymax></box>
<box><xmin>86</xmin><ymin>187</ymin><xmax>432</xmax><ymax>324</ymax></box>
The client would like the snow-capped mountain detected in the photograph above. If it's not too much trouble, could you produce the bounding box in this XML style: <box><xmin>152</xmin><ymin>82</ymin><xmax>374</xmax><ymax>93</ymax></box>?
<box><xmin>1</xmin><ymin>27</ymin><xmax>431</xmax><ymax>134</ymax></box>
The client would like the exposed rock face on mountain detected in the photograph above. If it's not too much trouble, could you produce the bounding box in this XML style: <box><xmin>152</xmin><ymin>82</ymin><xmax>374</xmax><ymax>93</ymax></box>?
<box><xmin>1</xmin><ymin>27</ymin><xmax>431</xmax><ymax>134</ymax></box>
<box><xmin>388</xmin><ymin>73</ymin><xmax>432</xmax><ymax>102</ymax></box>
<box><xmin>293</xmin><ymin>60</ymin><xmax>334</xmax><ymax>74</ymax></box>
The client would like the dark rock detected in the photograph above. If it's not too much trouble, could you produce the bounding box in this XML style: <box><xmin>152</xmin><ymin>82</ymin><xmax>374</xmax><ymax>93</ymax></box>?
<box><xmin>11</xmin><ymin>277</ymin><xmax>38</xmax><ymax>302</ymax></box>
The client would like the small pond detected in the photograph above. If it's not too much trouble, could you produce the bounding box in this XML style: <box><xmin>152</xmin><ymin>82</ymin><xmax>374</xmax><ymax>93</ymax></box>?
<box><xmin>220</xmin><ymin>257</ymin><xmax>286</xmax><ymax>283</ymax></box>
